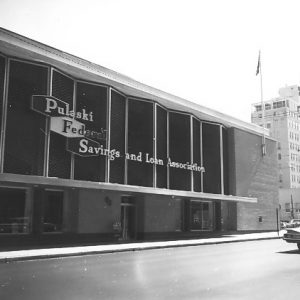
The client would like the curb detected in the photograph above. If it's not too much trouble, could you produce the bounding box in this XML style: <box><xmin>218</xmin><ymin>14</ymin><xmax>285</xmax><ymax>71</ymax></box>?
<box><xmin>0</xmin><ymin>234</ymin><xmax>282</xmax><ymax>264</ymax></box>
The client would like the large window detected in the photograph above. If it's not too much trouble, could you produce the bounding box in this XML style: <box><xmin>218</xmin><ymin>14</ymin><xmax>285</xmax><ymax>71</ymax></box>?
<box><xmin>4</xmin><ymin>60</ymin><xmax>48</xmax><ymax>175</ymax></box>
<box><xmin>193</xmin><ymin>118</ymin><xmax>202</xmax><ymax>192</ymax></box>
<box><xmin>74</xmin><ymin>82</ymin><xmax>107</xmax><ymax>182</ymax></box>
<box><xmin>0</xmin><ymin>187</ymin><xmax>30</xmax><ymax>234</ymax></box>
<box><xmin>127</xmin><ymin>99</ymin><xmax>153</xmax><ymax>187</ymax></box>
<box><xmin>202</xmin><ymin>123</ymin><xmax>221</xmax><ymax>194</ymax></box>
<box><xmin>222</xmin><ymin>127</ymin><xmax>229</xmax><ymax>195</ymax></box>
<box><xmin>169</xmin><ymin>112</ymin><xmax>191</xmax><ymax>191</ymax></box>
<box><xmin>0</xmin><ymin>56</ymin><xmax>228</xmax><ymax>196</ymax></box>
<box><xmin>109</xmin><ymin>90</ymin><xmax>126</xmax><ymax>184</ymax></box>
<box><xmin>156</xmin><ymin>105</ymin><xmax>168</xmax><ymax>188</ymax></box>
<box><xmin>48</xmin><ymin>70</ymin><xmax>74</xmax><ymax>178</ymax></box>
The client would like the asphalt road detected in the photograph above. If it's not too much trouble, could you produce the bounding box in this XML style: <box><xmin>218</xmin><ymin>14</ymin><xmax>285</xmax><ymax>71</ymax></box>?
<box><xmin>0</xmin><ymin>239</ymin><xmax>299</xmax><ymax>300</ymax></box>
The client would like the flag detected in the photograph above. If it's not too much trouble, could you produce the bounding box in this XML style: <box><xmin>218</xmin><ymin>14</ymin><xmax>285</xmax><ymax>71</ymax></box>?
<box><xmin>256</xmin><ymin>51</ymin><xmax>260</xmax><ymax>76</ymax></box>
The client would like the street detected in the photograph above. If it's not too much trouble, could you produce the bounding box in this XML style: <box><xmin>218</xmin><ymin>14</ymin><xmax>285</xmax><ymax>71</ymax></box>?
<box><xmin>0</xmin><ymin>239</ymin><xmax>299</xmax><ymax>300</ymax></box>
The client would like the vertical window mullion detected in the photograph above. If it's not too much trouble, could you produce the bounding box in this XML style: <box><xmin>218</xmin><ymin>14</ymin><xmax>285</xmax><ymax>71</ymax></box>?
<box><xmin>107</xmin><ymin>87</ymin><xmax>112</xmax><ymax>183</ymax></box>
<box><xmin>153</xmin><ymin>103</ymin><xmax>157</xmax><ymax>188</ymax></box>
<box><xmin>167</xmin><ymin>111</ymin><xmax>170</xmax><ymax>189</ymax></box>
<box><xmin>70</xmin><ymin>81</ymin><xmax>77</xmax><ymax>180</ymax></box>
<box><xmin>200</xmin><ymin>122</ymin><xmax>203</xmax><ymax>192</ymax></box>
<box><xmin>0</xmin><ymin>57</ymin><xmax>9</xmax><ymax>173</ymax></box>
<box><xmin>124</xmin><ymin>97</ymin><xmax>128</xmax><ymax>185</ymax></box>
<box><xmin>190</xmin><ymin>116</ymin><xmax>194</xmax><ymax>191</ymax></box>
<box><xmin>220</xmin><ymin>125</ymin><xmax>224</xmax><ymax>195</ymax></box>
<box><xmin>44</xmin><ymin>67</ymin><xmax>52</xmax><ymax>177</ymax></box>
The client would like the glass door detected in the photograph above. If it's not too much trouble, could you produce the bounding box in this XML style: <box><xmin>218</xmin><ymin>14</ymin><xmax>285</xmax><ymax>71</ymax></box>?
<box><xmin>120</xmin><ymin>197</ymin><xmax>136</xmax><ymax>240</ymax></box>
<box><xmin>189</xmin><ymin>200</ymin><xmax>213</xmax><ymax>231</ymax></box>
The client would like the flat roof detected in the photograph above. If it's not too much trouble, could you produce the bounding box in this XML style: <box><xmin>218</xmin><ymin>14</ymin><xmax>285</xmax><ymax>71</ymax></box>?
<box><xmin>0</xmin><ymin>27</ymin><xmax>268</xmax><ymax>136</ymax></box>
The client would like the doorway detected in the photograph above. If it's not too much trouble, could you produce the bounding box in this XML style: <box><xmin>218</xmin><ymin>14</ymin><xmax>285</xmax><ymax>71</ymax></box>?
<box><xmin>120</xmin><ymin>197</ymin><xmax>136</xmax><ymax>240</ymax></box>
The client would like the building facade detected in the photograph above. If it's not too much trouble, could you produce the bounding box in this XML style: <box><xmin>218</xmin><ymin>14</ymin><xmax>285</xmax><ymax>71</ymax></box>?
<box><xmin>0</xmin><ymin>28</ymin><xmax>278</xmax><ymax>248</ymax></box>
<box><xmin>252</xmin><ymin>85</ymin><xmax>300</xmax><ymax>189</ymax></box>
<box><xmin>251</xmin><ymin>85</ymin><xmax>300</xmax><ymax>221</ymax></box>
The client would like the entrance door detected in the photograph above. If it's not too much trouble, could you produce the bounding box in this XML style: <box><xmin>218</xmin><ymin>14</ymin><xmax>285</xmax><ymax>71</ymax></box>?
<box><xmin>189</xmin><ymin>200</ymin><xmax>213</xmax><ymax>231</ymax></box>
<box><xmin>120</xmin><ymin>197</ymin><xmax>136</xmax><ymax>240</ymax></box>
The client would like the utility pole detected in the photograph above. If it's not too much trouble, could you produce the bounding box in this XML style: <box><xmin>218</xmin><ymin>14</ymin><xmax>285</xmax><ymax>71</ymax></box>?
<box><xmin>291</xmin><ymin>194</ymin><xmax>295</xmax><ymax>219</ymax></box>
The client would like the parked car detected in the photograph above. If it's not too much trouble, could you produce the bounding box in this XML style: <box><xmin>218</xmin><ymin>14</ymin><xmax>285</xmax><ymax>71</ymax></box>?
<box><xmin>280</xmin><ymin>221</ymin><xmax>288</xmax><ymax>229</ymax></box>
<box><xmin>286</xmin><ymin>219</ymin><xmax>300</xmax><ymax>228</ymax></box>
<box><xmin>283</xmin><ymin>227</ymin><xmax>300</xmax><ymax>250</ymax></box>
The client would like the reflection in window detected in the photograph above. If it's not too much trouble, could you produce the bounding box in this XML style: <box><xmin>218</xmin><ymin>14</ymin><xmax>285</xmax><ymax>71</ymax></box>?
<box><xmin>4</xmin><ymin>60</ymin><xmax>47</xmax><ymax>175</ymax></box>
<box><xmin>43</xmin><ymin>190</ymin><xmax>63</xmax><ymax>233</ymax></box>
<box><xmin>169</xmin><ymin>112</ymin><xmax>191</xmax><ymax>191</ymax></box>
<box><xmin>127</xmin><ymin>99</ymin><xmax>154</xmax><ymax>187</ymax></box>
<box><xmin>0</xmin><ymin>188</ymin><xmax>30</xmax><ymax>234</ymax></box>
<box><xmin>48</xmin><ymin>70</ymin><xmax>74</xmax><ymax>179</ymax></box>
<box><xmin>189</xmin><ymin>201</ymin><xmax>213</xmax><ymax>231</ymax></box>
<box><xmin>202</xmin><ymin>123</ymin><xmax>221</xmax><ymax>194</ymax></box>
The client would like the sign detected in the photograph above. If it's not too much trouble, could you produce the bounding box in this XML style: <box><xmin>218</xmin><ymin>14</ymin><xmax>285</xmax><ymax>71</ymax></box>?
<box><xmin>50</xmin><ymin>117</ymin><xmax>85</xmax><ymax>138</ymax></box>
<box><xmin>31</xmin><ymin>95</ymin><xmax>107</xmax><ymax>142</ymax></box>
<box><xmin>67</xmin><ymin>137</ymin><xmax>102</xmax><ymax>157</ymax></box>
<box><xmin>31</xmin><ymin>95</ymin><xmax>205</xmax><ymax>171</ymax></box>
<box><xmin>31</xmin><ymin>95</ymin><xmax>93</xmax><ymax>121</ymax></box>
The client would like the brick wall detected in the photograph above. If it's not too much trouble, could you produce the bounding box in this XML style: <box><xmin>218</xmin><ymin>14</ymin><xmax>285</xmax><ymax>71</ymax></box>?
<box><xmin>228</xmin><ymin>128</ymin><xmax>279</xmax><ymax>231</ymax></box>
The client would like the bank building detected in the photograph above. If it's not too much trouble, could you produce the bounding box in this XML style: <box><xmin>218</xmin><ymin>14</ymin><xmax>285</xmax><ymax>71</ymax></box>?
<box><xmin>0</xmin><ymin>28</ymin><xmax>278</xmax><ymax>248</ymax></box>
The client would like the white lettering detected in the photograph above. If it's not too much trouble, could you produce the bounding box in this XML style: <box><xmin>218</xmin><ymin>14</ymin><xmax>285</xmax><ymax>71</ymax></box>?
<box><xmin>79</xmin><ymin>139</ymin><xmax>88</xmax><ymax>153</ymax></box>
<box><xmin>145</xmin><ymin>153</ymin><xmax>164</xmax><ymax>165</ymax></box>
<box><xmin>45</xmin><ymin>98</ymin><xmax>57</xmax><ymax>113</ymax></box>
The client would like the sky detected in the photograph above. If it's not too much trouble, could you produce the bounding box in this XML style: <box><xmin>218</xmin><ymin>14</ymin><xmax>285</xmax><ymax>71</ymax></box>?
<box><xmin>1</xmin><ymin>0</ymin><xmax>300</xmax><ymax>123</ymax></box>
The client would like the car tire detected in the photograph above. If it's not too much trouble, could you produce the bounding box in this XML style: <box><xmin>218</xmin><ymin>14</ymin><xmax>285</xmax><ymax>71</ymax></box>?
<box><xmin>297</xmin><ymin>243</ymin><xmax>300</xmax><ymax>251</ymax></box>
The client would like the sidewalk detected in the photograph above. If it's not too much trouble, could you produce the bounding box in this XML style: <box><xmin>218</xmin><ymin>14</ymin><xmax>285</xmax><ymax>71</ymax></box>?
<box><xmin>0</xmin><ymin>231</ymin><xmax>284</xmax><ymax>263</ymax></box>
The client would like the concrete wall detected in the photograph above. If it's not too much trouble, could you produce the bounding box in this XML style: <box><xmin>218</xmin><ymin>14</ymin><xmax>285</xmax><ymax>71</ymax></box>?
<box><xmin>142</xmin><ymin>195</ymin><xmax>181</xmax><ymax>233</ymax></box>
<box><xmin>228</xmin><ymin>128</ymin><xmax>279</xmax><ymax>231</ymax></box>
<box><xmin>77</xmin><ymin>189</ymin><xmax>120</xmax><ymax>234</ymax></box>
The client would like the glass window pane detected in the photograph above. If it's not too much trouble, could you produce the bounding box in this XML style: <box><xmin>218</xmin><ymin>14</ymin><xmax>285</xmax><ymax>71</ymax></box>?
<box><xmin>156</xmin><ymin>106</ymin><xmax>168</xmax><ymax>188</ymax></box>
<box><xmin>202</xmin><ymin>123</ymin><xmax>221</xmax><ymax>194</ymax></box>
<box><xmin>74</xmin><ymin>82</ymin><xmax>107</xmax><ymax>182</ymax></box>
<box><xmin>127</xmin><ymin>99</ymin><xmax>153</xmax><ymax>187</ymax></box>
<box><xmin>4</xmin><ymin>60</ymin><xmax>47</xmax><ymax>175</ymax></box>
<box><xmin>43</xmin><ymin>190</ymin><xmax>63</xmax><ymax>232</ymax></box>
<box><xmin>193</xmin><ymin>119</ymin><xmax>201</xmax><ymax>192</ymax></box>
<box><xmin>0</xmin><ymin>187</ymin><xmax>30</xmax><ymax>234</ymax></box>
<box><xmin>190</xmin><ymin>201</ymin><xmax>213</xmax><ymax>231</ymax></box>
<box><xmin>222</xmin><ymin>127</ymin><xmax>229</xmax><ymax>195</ymax></box>
<box><xmin>48</xmin><ymin>71</ymin><xmax>73</xmax><ymax>178</ymax></box>
<box><xmin>169</xmin><ymin>112</ymin><xmax>191</xmax><ymax>191</ymax></box>
<box><xmin>110</xmin><ymin>90</ymin><xmax>126</xmax><ymax>184</ymax></box>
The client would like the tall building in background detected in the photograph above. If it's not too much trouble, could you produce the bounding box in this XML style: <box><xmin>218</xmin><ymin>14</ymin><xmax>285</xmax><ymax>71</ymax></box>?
<box><xmin>252</xmin><ymin>85</ymin><xmax>300</xmax><ymax>189</ymax></box>
<box><xmin>252</xmin><ymin>85</ymin><xmax>300</xmax><ymax>220</ymax></box>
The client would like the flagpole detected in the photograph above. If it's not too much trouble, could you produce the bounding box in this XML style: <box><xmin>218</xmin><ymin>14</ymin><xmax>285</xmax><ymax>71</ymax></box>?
<box><xmin>258</xmin><ymin>50</ymin><xmax>266</xmax><ymax>155</ymax></box>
